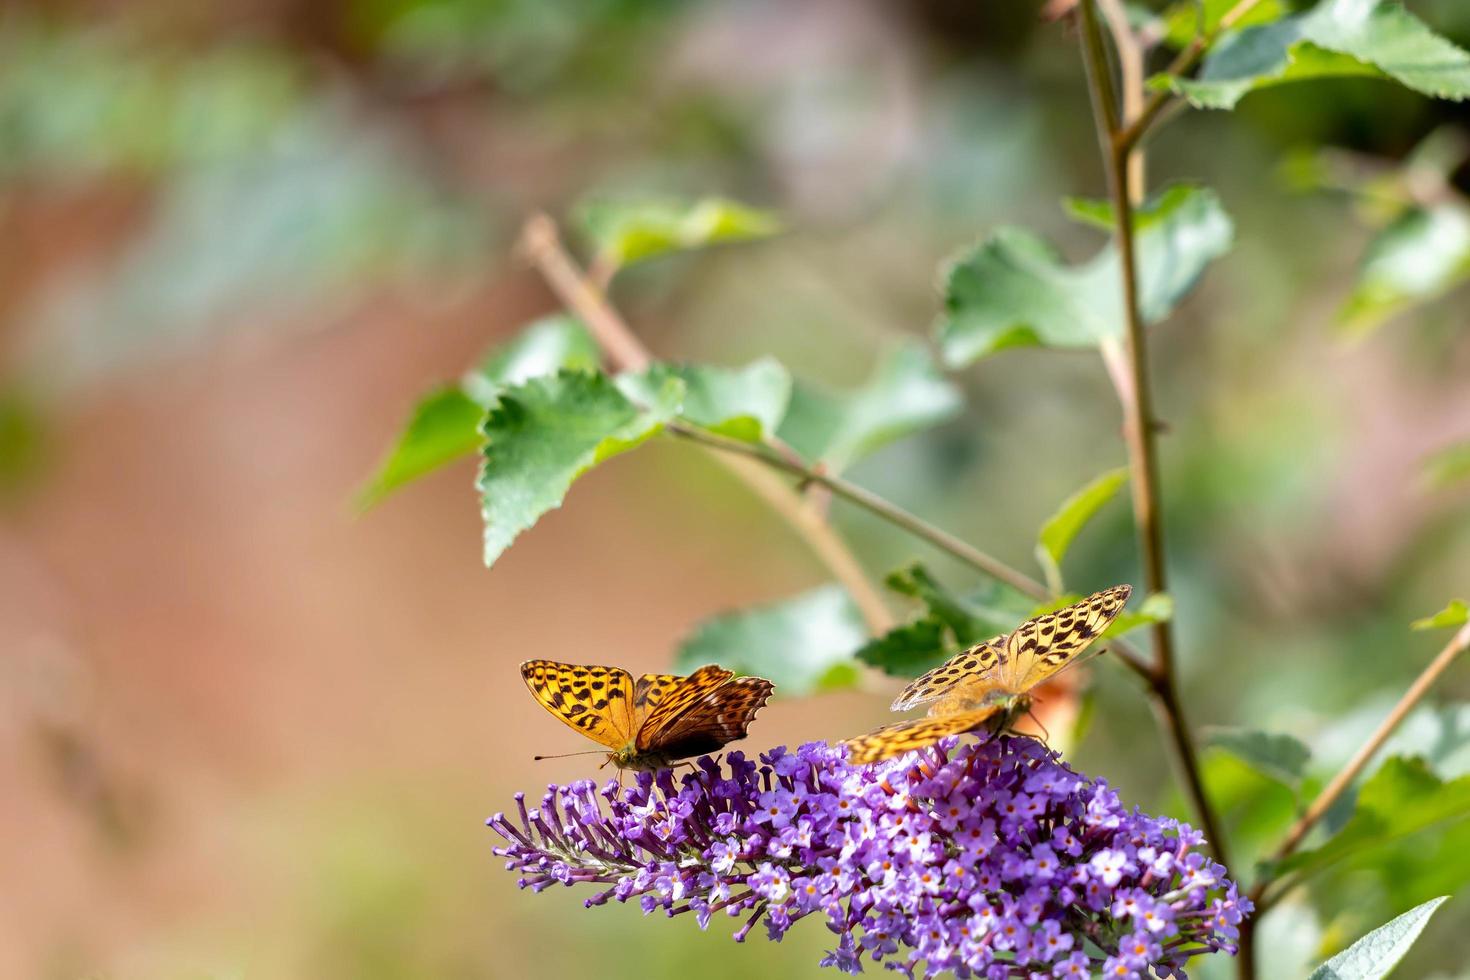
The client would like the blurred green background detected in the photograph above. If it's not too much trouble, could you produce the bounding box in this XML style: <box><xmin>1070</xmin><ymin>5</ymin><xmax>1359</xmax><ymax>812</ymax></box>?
<box><xmin>2</xmin><ymin>1</ymin><xmax>1470</xmax><ymax>978</ymax></box>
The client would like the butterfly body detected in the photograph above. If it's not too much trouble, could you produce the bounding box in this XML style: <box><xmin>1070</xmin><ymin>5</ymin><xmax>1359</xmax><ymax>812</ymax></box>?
<box><xmin>521</xmin><ymin>660</ymin><xmax>773</xmax><ymax>772</ymax></box>
<box><xmin>843</xmin><ymin>585</ymin><xmax>1132</xmax><ymax>764</ymax></box>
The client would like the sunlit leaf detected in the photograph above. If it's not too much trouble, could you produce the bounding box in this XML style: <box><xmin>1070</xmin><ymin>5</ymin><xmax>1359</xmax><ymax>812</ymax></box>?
<box><xmin>675</xmin><ymin>585</ymin><xmax>868</xmax><ymax>696</ymax></box>
<box><xmin>1103</xmin><ymin>592</ymin><xmax>1173</xmax><ymax>638</ymax></box>
<box><xmin>1163</xmin><ymin>0</ymin><xmax>1470</xmax><ymax>111</ymax></box>
<box><xmin>1339</xmin><ymin>205</ymin><xmax>1470</xmax><ymax>336</ymax></box>
<box><xmin>478</xmin><ymin>370</ymin><xmax>683</xmax><ymax>567</ymax></box>
<box><xmin>776</xmin><ymin>342</ymin><xmax>963</xmax><ymax>469</ymax></box>
<box><xmin>1160</xmin><ymin>0</ymin><xmax>1290</xmax><ymax>50</ymax></box>
<box><xmin>938</xmin><ymin>184</ymin><xmax>1233</xmax><ymax>366</ymax></box>
<box><xmin>577</xmin><ymin>197</ymin><xmax>781</xmax><ymax>268</ymax></box>
<box><xmin>1035</xmin><ymin>467</ymin><xmax>1128</xmax><ymax>589</ymax></box>
<box><xmin>1205</xmin><ymin>727</ymin><xmax>1312</xmax><ymax>789</ymax></box>
<box><xmin>1275</xmin><ymin>756</ymin><xmax>1470</xmax><ymax>881</ymax></box>
<box><xmin>1410</xmin><ymin>599</ymin><xmax>1469</xmax><ymax>631</ymax></box>
<box><xmin>1307</xmin><ymin>896</ymin><xmax>1447</xmax><ymax>980</ymax></box>
<box><xmin>619</xmin><ymin>358</ymin><xmax>792</xmax><ymax>443</ymax></box>
<box><xmin>1423</xmin><ymin>440</ymin><xmax>1470</xmax><ymax>490</ymax></box>
<box><xmin>361</xmin><ymin>316</ymin><xmax>600</xmax><ymax>507</ymax></box>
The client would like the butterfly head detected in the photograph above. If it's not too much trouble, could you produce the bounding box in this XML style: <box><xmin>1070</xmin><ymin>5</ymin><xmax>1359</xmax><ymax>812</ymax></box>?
<box><xmin>609</xmin><ymin>743</ymin><xmax>675</xmax><ymax>772</ymax></box>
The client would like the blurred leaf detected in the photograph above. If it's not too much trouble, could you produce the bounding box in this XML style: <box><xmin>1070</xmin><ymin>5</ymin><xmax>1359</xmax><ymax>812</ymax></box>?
<box><xmin>1205</xmin><ymin>727</ymin><xmax>1312</xmax><ymax>789</ymax></box>
<box><xmin>1035</xmin><ymin>467</ymin><xmax>1128</xmax><ymax>589</ymax></box>
<box><xmin>938</xmin><ymin>184</ymin><xmax>1233</xmax><ymax>366</ymax></box>
<box><xmin>1410</xmin><ymin>600</ymin><xmax>1469</xmax><ymax>631</ymax></box>
<box><xmin>578</xmin><ymin>197</ymin><xmax>781</xmax><ymax>268</ymax></box>
<box><xmin>1423</xmin><ymin>441</ymin><xmax>1470</xmax><ymax>490</ymax></box>
<box><xmin>1275</xmin><ymin>757</ymin><xmax>1470</xmax><ymax>881</ymax></box>
<box><xmin>361</xmin><ymin>316</ymin><xmax>600</xmax><ymax>507</ymax></box>
<box><xmin>855</xmin><ymin>564</ymin><xmax>1031</xmax><ymax>678</ymax></box>
<box><xmin>359</xmin><ymin>388</ymin><xmax>484</xmax><ymax>508</ymax></box>
<box><xmin>1163</xmin><ymin>0</ymin><xmax>1470</xmax><ymax>111</ymax></box>
<box><xmin>675</xmin><ymin>585</ymin><xmax>868</xmax><ymax>696</ymax></box>
<box><xmin>619</xmin><ymin>359</ymin><xmax>792</xmax><ymax>442</ymax></box>
<box><xmin>1103</xmin><ymin>592</ymin><xmax>1173</xmax><ymax>638</ymax></box>
<box><xmin>478</xmin><ymin>370</ymin><xmax>682</xmax><ymax>566</ymax></box>
<box><xmin>1379</xmin><ymin>704</ymin><xmax>1470</xmax><ymax>780</ymax></box>
<box><xmin>0</xmin><ymin>389</ymin><xmax>46</xmax><ymax>494</ymax></box>
<box><xmin>1307</xmin><ymin>896</ymin><xmax>1447</xmax><ymax>980</ymax></box>
<box><xmin>1061</xmin><ymin>196</ymin><xmax>1117</xmax><ymax>232</ymax></box>
<box><xmin>776</xmin><ymin>342</ymin><xmax>963</xmax><ymax>470</ymax></box>
<box><xmin>462</xmin><ymin>315</ymin><xmax>600</xmax><ymax>406</ymax></box>
<box><xmin>1160</xmin><ymin>0</ymin><xmax>1290</xmax><ymax>49</ymax></box>
<box><xmin>1339</xmin><ymin>205</ymin><xmax>1470</xmax><ymax>336</ymax></box>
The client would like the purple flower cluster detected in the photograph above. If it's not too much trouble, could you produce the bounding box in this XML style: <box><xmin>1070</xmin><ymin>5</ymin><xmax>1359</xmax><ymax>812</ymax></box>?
<box><xmin>489</xmin><ymin>737</ymin><xmax>1248</xmax><ymax>978</ymax></box>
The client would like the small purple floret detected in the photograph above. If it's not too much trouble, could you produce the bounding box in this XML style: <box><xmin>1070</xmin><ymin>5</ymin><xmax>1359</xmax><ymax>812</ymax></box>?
<box><xmin>488</xmin><ymin>737</ymin><xmax>1249</xmax><ymax>978</ymax></box>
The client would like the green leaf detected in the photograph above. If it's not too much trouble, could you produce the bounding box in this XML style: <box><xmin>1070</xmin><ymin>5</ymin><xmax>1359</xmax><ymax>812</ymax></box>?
<box><xmin>1338</xmin><ymin>205</ymin><xmax>1470</xmax><ymax>336</ymax></box>
<box><xmin>776</xmin><ymin>342</ymin><xmax>963</xmax><ymax>469</ymax></box>
<box><xmin>478</xmin><ymin>370</ymin><xmax>683</xmax><ymax>567</ymax></box>
<box><xmin>1205</xmin><ymin>727</ymin><xmax>1312</xmax><ymax>789</ymax></box>
<box><xmin>360</xmin><ymin>316</ymin><xmax>601</xmax><ymax>507</ymax></box>
<box><xmin>1102</xmin><ymin>592</ymin><xmax>1173</xmax><ymax>638</ymax></box>
<box><xmin>1164</xmin><ymin>0</ymin><xmax>1470</xmax><ymax>111</ymax></box>
<box><xmin>1160</xmin><ymin>0</ymin><xmax>1289</xmax><ymax>50</ymax></box>
<box><xmin>358</xmin><ymin>387</ymin><xmax>484</xmax><ymax>509</ymax></box>
<box><xmin>855</xmin><ymin>564</ymin><xmax>1031</xmax><ymax>678</ymax></box>
<box><xmin>1035</xmin><ymin>467</ymin><xmax>1128</xmax><ymax>589</ymax></box>
<box><xmin>462</xmin><ymin>315</ymin><xmax>600</xmax><ymax>406</ymax></box>
<box><xmin>675</xmin><ymin>585</ymin><xmax>868</xmax><ymax>696</ymax></box>
<box><xmin>1276</xmin><ymin>756</ymin><xmax>1470</xmax><ymax>880</ymax></box>
<box><xmin>1423</xmin><ymin>440</ymin><xmax>1470</xmax><ymax>490</ymax></box>
<box><xmin>938</xmin><ymin>184</ymin><xmax>1233</xmax><ymax>366</ymax></box>
<box><xmin>1307</xmin><ymin>896</ymin><xmax>1448</xmax><ymax>980</ymax></box>
<box><xmin>1410</xmin><ymin>599</ymin><xmax>1469</xmax><ymax>631</ymax></box>
<box><xmin>577</xmin><ymin>197</ymin><xmax>781</xmax><ymax>268</ymax></box>
<box><xmin>619</xmin><ymin>358</ymin><xmax>792</xmax><ymax>442</ymax></box>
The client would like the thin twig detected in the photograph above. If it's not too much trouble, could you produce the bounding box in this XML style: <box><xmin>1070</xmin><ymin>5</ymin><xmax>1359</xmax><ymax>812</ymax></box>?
<box><xmin>667</xmin><ymin>422</ymin><xmax>1156</xmax><ymax>681</ymax></box>
<box><xmin>1114</xmin><ymin>0</ymin><xmax>1269</xmax><ymax>153</ymax></box>
<box><xmin>517</xmin><ymin>213</ymin><xmax>895</xmax><ymax>634</ymax></box>
<box><xmin>1078</xmin><ymin>0</ymin><xmax>1231</xmax><ymax>873</ymax></box>
<box><xmin>1251</xmin><ymin>619</ymin><xmax>1470</xmax><ymax>911</ymax></box>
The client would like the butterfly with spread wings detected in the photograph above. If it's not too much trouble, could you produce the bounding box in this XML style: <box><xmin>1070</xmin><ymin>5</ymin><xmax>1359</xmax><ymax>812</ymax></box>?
<box><xmin>521</xmin><ymin>660</ymin><xmax>775</xmax><ymax>772</ymax></box>
<box><xmin>843</xmin><ymin>585</ymin><xmax>1132</xmax><ymax>764</ymax></box>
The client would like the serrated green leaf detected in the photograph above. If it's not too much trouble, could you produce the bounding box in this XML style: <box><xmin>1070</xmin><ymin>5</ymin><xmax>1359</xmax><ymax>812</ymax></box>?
<box><xmin>1205</xmin><ymin>727</ymin><xmax>1312</xmax><ymax>788</ymax></box>
<box><xmin>1275</xmin><ymin>756</ymin><xmax>1470</xmax><ymax>881</ymax></box>
<box><xmin>577</xmin><ymin>197</ymin><xmax>781</xmax><ymax>268</ymax></box>
<box><xmin>1103</xmin><ymin>592</ymin><xmax>1173</xmax><ymax>638</ymax></box>
<box><xmin>358</xmin><ymin>387</ymin><xmax>484</xmax><ymax>509</ymax></box>
<box><xmin>1035</xmin><ymin>467</ymin><xmax>1128</xmax><ymax>589</ymax></box>
<box><xmin>478</xmin><ymin>370</ymin><xmax>682</xmax><ymax>567</ymax></box>
<box><xmin>1339</xmin><ymin>204</ymin><xmax>1470</xmax><ymax>336</ymax></box>
<box><xmin>619</xmin><ymin>358</ymin><xmax>792</xmax><ymax>442</ymax></box>
<box><xmin>1307</xmin><ymin>896</ymin><xmax>1448</xmax><ymax>980</ymax></box>
<box><xmin>360</xmin><ymin>316</ymin><xmax>602</xmax><ymax>507</ymax></box>
<box><xmin>776</xmin><ymin>342</ymin><xmax>963</xmax><ymax>470</ymax></box>
<box><xmin>674</xmin><ymin>585</ymin><xmax>868</xmax><ymax>696</ymax></box>
<box><xmin>1410</xmin><ymin>599</ymin><xmax>1469</xmax><ymax>631</ymax></box>
<box><xmin>938</xmin><ymin>184</ymin><xmax>1233</xmax><ymax>366</ymax></box>
<box><xmin>1164</xmin><ymin>0</ymin><xmax>1470</xmax><ymax>111</ymax></box>
<box><xmin>462</xmin><ymin>315</ymin><xmax>600</xmax><ymax>406</ymax></box>
<box><xmin>1423</xmin><ymin>440</ymin><xmax>1470</xmax><ymax>490</ymax></box>
<box><xmin>855</xmin><ymin>564</ymin><xmax>1032</xmax><ymax>678</ymax></box>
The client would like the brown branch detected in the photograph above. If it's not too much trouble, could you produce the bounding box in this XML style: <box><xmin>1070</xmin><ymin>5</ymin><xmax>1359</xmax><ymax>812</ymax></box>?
<box><xmin>1078</xmin><ymin>0</ymin><xmax>1232</xmax><ymax>876</ymax></box>
<box><xmin>668</xmin><ymin>422</ymin><xmax>1157</xmax><ymax>682</ymax></box>
<box><xmin>1250</xmin><ymin>620</ymin><xmax>1470</xmax><ymax>912</ymax></box>
<box><xmin>517</xmin><ymin>213</ymin><xmax>895</xmax><ymax>634</ymax></box>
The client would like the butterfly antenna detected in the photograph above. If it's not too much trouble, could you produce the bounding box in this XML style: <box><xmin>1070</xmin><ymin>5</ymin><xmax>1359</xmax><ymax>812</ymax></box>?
<box><xmin>532</xmin><ymin>749</ymin><xmax>607</xmax><ymax>761</ymax></box>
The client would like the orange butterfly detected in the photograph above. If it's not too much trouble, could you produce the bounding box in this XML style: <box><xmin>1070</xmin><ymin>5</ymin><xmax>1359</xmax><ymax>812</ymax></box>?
<box><xmin>521</xmin><ymin>660</ymin><xmax>774</xmax><ymax>771</ymax></box>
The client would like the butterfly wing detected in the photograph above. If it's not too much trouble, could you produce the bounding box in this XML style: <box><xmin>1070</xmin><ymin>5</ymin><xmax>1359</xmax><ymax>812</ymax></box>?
<box><xmin>633</xmin><ymin>673</ymin><xmax>686</xmax><ymax>715</ymax></box>
<box><xmin>520</xmin><ymin>660</ymin><xmax>635</xmax><ymax>749</ymax></box>
<box><xmin>1000</xmin><ymin>584</ymin><xmax>1132</xmax><ymax>691</ymax></box>
<box><xmin>634</xmin><ymin>664</ymin><xmax>733</xmax><ymax>749</ymax></box>
<box><xmin>638</xmin><ymin>676</ymin><xmax>774</xmax><ymax>759</ymax></box>
<box><xmin>889</xmin><ymin>635</ymin><xmax>1007</xmax><ymax>712</ymax></box>
<box><xmin>842</xmin><ymin>706</ymin><xmax>1003</xmax><ymax>765</ymax></box>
